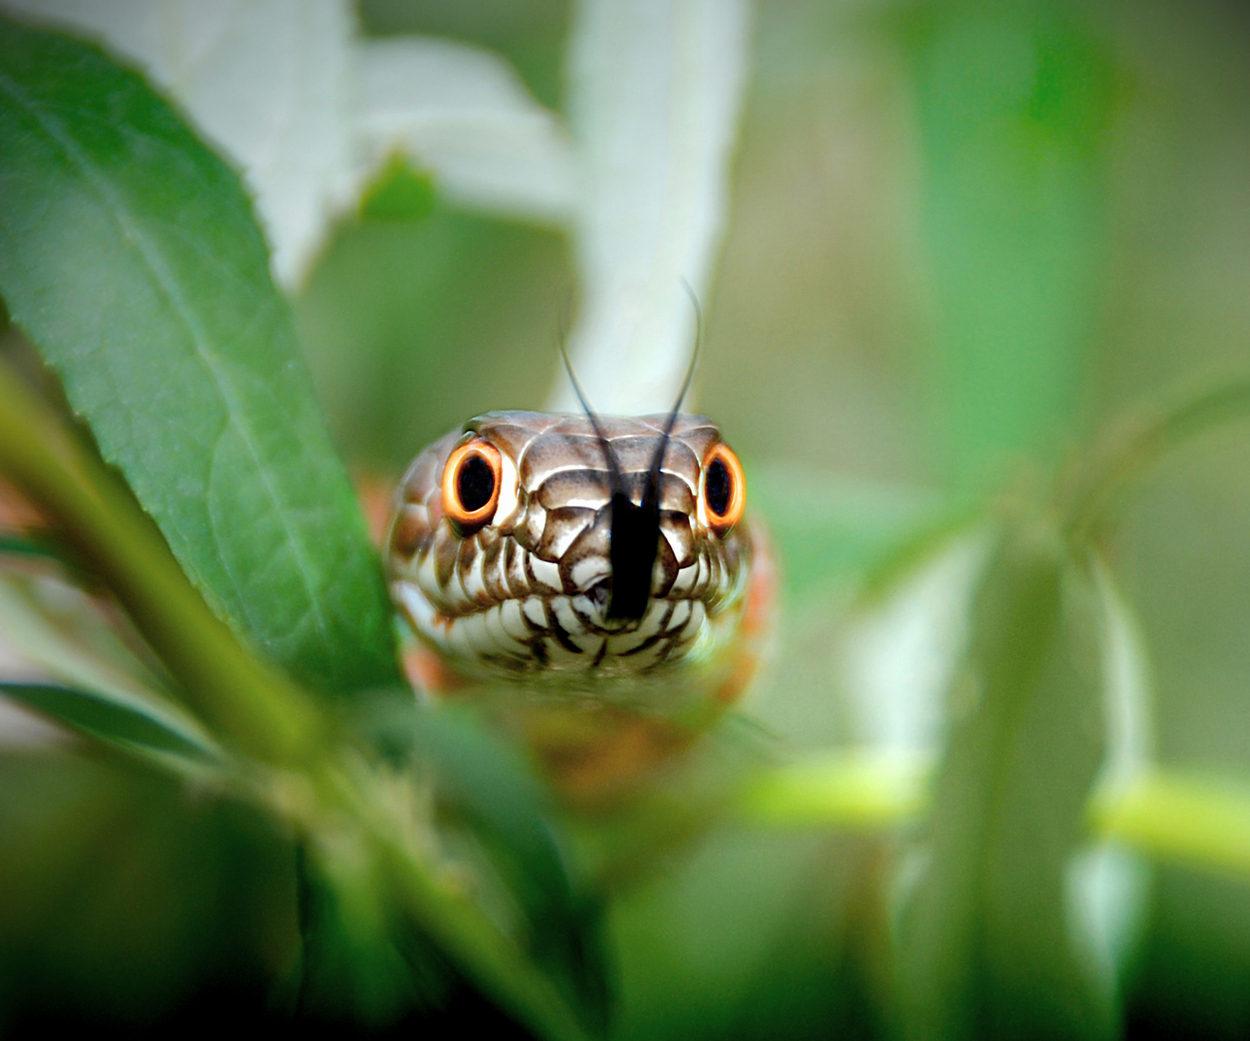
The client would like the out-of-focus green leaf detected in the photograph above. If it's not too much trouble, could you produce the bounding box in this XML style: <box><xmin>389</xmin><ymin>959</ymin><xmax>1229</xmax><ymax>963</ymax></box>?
<box><xmin>360</xmin><ymin>153</ymin><xmax>437</xmax><ymax>222</ymax></box>
<box><xmin>909</xmin><ymin>0</ymin><xmax>1117</xmax><ymax>487</ymax></box>
<box><xmin>360</xmin><ymin>698</ymin><xmax>570</xmax><ymax>900</ymax></box>
<box><xmin>0</xmin><ymin>525</ymin><xmax>101</xmax><ymax>591</ymax></box>
<box><xmin>358</xmin><ymin>696</ymin><xmax>608</xmax><ymax>1028</ymax></box>
<box><xmin>897</xmin><ymin>521</ymin><xmax>1114</xmax><ymax>1040</ymax></box>
<box><xmin>296</xmin><ymin>842</ymin><xmax>447</xmax><ymax>1026</ymax></box>
<box><xmin>0</xmin><ymin>557</ymin><xmax>219</xmax><ymax>774</ymax></box>
<box><xmin>0</xmin><ymin>531</ymin><xmax>61</xmax><ymax>564</ymax></box>
<box><xmin>0</xmin><ymin>752</ymin><xmax>299</xmax><ymax>1026</ymax></box>
<box><xmin>0</xmin><ymin>566</ymin><xmax>144</xmax><ymax>681</ymax></box>
<box><xmin>358</xmin><ymin>790</ymin><xmax>594</xmax><ymax>1041</ymax></box>
<box><xmin>0</xmin><ymin>15</ymin><xmax>398</xmax><ymax>696</ymax></box>
<box><xmin>1</xmin><ymin>681</ymin><xmax>216</xmax><ymax>765</ymax></box>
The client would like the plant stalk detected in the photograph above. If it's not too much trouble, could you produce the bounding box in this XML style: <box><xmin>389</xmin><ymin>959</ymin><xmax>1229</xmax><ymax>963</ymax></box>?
<box><xmin>0</xmin><ymin>359</ymin><xmax>319</xmax><ymax>764</ymax></box>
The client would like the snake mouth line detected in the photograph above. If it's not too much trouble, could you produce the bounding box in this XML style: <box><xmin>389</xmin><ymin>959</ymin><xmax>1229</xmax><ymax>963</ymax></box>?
<box><xmin>393</xmin><ymin>580</ymin><xmax>713</xmax><ymax>676</ymax></box>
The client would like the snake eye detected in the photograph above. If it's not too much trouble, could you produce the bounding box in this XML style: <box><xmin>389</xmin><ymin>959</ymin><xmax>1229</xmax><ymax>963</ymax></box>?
<box><xmin>700</xmin><ymin>443</ymin><xmax>746</xmax><ymax>534</ymax></box>
<box><xmin>443</xmin><ymin>440</ymin><xmax>503</xmax><ymax>531</ymax></box>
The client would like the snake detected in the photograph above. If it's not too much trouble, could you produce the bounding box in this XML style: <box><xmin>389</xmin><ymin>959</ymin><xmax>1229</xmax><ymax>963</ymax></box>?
<box><xmin>384</xmin><ymin>410</ymin><xmax>772</xmax><ymax>793</ymax></box>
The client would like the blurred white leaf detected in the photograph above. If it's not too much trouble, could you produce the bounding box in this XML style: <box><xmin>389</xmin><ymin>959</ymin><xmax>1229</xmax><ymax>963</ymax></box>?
<box><xmin>0</xmin><ymin>0</ymin><xmax>360</xmax><ymax>289</ymax></box>
<box><xmin>358</xmin><ymin>36</ymin><xmax>576</xmax><ymax>224</ymax></box>
<box><xmin>0</xmin><ymin>574</ymin><xmax>213</xmax><ymax>752</ymax></box>
<box><xmin>0</xmin><ymin>695</ymin><xmax>66</xmax><ymax>747</ymax></box>
<box><xmin>840</xmin><ymin>531</ymin><xmax>990</xmax><ymax>755</ymax></box>
<box><xmin>0</xmin><ymin>0</ymin><xmax>755</xmax><ymax>406</ymax></box>
<box><xmin>1088</xmin><ymin>556</ymin><xmax>1154</xmax><ymax>797</ymax></box>
<box><xmin>843</xmin><ymin>537</ymin><xmax>1154</xmax><ymax>1007</ymax></box>
<box><xmin>1064</xmin><ymin>557</ymin><xmax>1154</xmax><ymax>1004</ymax></box>
<box><xmin>549</xmin><ymin>0</ymin><xmax>754</xmax><ymax>413</ymax></box>
<box><xmin>0</xmin><ymin>616</ymin><xmax>63</xmax><ymax>747</ymax></box>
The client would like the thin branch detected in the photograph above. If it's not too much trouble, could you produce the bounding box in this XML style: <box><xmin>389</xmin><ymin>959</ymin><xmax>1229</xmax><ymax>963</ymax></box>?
<box><xmin>0</xmin><ymin>359</ymin><xmax>319</xmax><ymax>764</ymax></box>
<box><xmin>1063</xmin><ymin>376</ymin><xmax>1250</xmax><ymax>542</ymax></box>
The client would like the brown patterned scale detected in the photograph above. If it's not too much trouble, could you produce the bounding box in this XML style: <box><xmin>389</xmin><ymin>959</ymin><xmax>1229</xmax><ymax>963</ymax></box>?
<box><xmin>385</xmin><ymin>411</ymin><xmax>756</xmax><ymax>690</ymax></box>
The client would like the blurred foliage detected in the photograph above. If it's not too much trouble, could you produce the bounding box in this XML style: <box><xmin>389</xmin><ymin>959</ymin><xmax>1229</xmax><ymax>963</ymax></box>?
<box><xmin>360</xmin><ymin>155</ymin><xmax>439</xmax><ymax>223</ymax></box>
<box><xmin>3</xmin><ymin>1</ymin><xmax>1250</xmax><ymax>1040</ymax></box>
<box><xmin>0</xmin><ymin>751</ymin><xmax>299</xmax><ymax>1027</ymax></box>
<box><xmin>297</xmin><ymin>209</ymin><xmax>570</xmax><ymax>469</ymax></box>
<box><xmin>907</xmin><ymin>0</ymin><xmax>1117</xmax><ymax>487</ymax></box>
<box><xmin>898</xmin><ymin>520</ymin><xmax>1112</xmax><ymax>1040</ymax></box>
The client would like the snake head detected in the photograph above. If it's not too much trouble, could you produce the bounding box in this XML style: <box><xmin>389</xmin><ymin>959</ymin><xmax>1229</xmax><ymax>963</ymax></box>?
<box><xmin>385</xmin><ymin>411</ymin><xmax>753</xmax><ymax>685</ymax></box>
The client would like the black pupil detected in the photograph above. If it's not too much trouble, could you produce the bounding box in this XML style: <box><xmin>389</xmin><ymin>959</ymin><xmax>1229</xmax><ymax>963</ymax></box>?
<box><xmin>457</xmin><ymin>453</ymin><xmax>496</xmax><ymax>513</ymax></box>
<box><xmin>705</xmin><ymin>458</ymin><xmax>732</xmax><ymax>517</ymax></box>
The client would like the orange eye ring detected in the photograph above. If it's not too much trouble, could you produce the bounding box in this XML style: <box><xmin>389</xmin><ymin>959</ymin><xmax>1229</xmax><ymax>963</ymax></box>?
<box><xmin>442</xmin><ymin>440</ymin><xmax>503</xmax><ymax>531</ymax></box>
<box><xmin>700</xmin><ymin>443</ymin><xmax>746</xmax><ymax>534</ymax></box>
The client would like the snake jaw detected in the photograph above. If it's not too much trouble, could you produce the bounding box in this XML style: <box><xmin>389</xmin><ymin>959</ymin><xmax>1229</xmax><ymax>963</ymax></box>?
<box><xmin>386</xmin><ymin>411</ymin><xmax>752</xmax><ymax>687</ymax></box>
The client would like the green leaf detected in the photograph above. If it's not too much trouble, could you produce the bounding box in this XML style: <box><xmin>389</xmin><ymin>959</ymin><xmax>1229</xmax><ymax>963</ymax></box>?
<box><xmin>0</xmin><ymin>572</ymin><xmax>219</xmax><ymax>769</ymax></box>
<box><xmin>296</xmin><ymin>843</ymin><xmax>448</xmax><ymax>1026</ymax></box>
<box><xmin>0</xmin><ymin>15</ymin><xmax>399</xmax><ymax>695</ymax></box>
<box><xmin>0</xmin><ymin>570</ymin><xmax>179</xmax><ymax>717</ymax></box>
<box><xmin>909</xmin><ymin>2</ymin><xmax>1116</xmax><ymax>487</ymax></box>
<box><xmin>1</xmin><ymin>681</ymin><xmax>216</xmax><ymax>765</ymax></box>
<box><xmin>360</xmin><ymin>153</ymin><xmax>437</xmax><ymax>222</ymax></box>
<box><xmin>896</xmin><ymin>521</ymin><xmax>1115</xmax><ymax>1040</ymax></box>
<box><xmin>0</xmin><ymin>531</ymin><xmax>61</xmax><ymax>564</ymax></box>
<box><xmin>370</xmin><ymin>822</ymin><xmax>593</xmax><ymax>1041</ymax></box>
<box><xmin>0</xmin><ymin>528</ymin><xmax>99</xmax><ymax>586</ymax></box>
<box><xmin>358</xmin><ymin>696</ymin><xmax>609</xmax><ymax>1027</ymax></box>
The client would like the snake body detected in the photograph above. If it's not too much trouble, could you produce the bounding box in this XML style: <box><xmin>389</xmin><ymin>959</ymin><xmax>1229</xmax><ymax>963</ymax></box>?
<box><xmin>386</xmin><ymin>411</ymin><xmax>763</xmax><ymax>707</ymax></box>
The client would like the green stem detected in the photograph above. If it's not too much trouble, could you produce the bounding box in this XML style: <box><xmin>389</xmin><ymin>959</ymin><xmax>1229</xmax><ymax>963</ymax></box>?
<box><xmin>1090</xmin><ymin>770</ymin><xmax>1250</xmax><ymax>881</ymax></box>
<box><xmin>739</xmin><ymin>749</ymin><xmax>933</xmax><ymax>827</ymax></box>
<box><xmin>741</xmin><ymin>751</ymin><xmax>1250</xmax><ymax>884</ymax></box>
<box><xmin>1064</xmin><ymin>376</ymin><xmax>1250</xmax><ymax>541</ymax></box>
<box><xmin>374</xmin><ymin>833</ymin><xmax>592</xmax><ymax>1041</ymax></box>
<box><xmin>0</xmin><ymin>364</ymin><xmax>596</xmax><ymax>1037</ymax></box>
<box><xmin>740</xmin><ymin>749</ymin><xmax>1250</xmax><ymax>884</ymax></box>
<box><xmin>295</xmin><ymin>764</ymin><xmax>592</xmax><ymax>1041</ymax></box>
<box><xmin>0</xmin><ymin>360</ymin><xmax>318</xmax><ymax>764</ymax></box>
